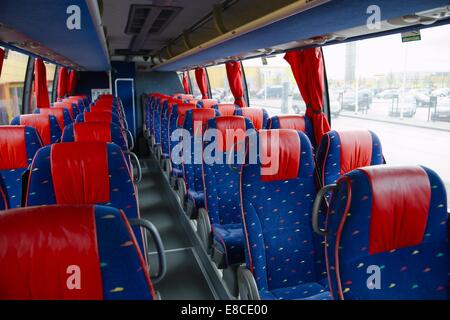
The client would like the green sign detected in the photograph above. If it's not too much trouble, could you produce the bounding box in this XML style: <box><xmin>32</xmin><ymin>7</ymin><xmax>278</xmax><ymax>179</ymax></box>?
<box><xmin>402</xmin><ymin>30</ymin><xmax>421</xmax><ymax>43</ymax></box>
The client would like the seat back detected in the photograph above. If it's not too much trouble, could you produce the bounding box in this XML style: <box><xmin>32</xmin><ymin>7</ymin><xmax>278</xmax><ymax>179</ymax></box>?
<box><xmin>0</xmin><ymin>185</ymin><xmax>7</xmax><ymax>210</ymax></box>
<box><xmin>268</xmin><ymin>115</ymin><xmax>315</xmax><ymax>146</ymax></box>
<box><xmin>35</xmin><ymin>107</ymin><xmax>73</xmax><ymax>131</ymax></box>
<box><xmin>64</xmin><ymin>97</ymin><xmax>85</xmax><ymax>113</ymax></box>
<box><xmin>241</xmin><ymin>129</ymin><xmax>325</xmax><ymax>293</ymax></box>
<box><xmin>204</xmin><ymin>116</ymin><xmax>254</xmax><ymax>225</ymax></box>
<box><xmin>200</xmin><ymin>99</ymin><xmax>218</xmax><ymax>109</ymax></box>
<box><xmin>213</xmin><ymin>104</ymin><xmax>238</xmax><ymax>116</ymax></box>
<box><xmin>161</xmin><ymin>98</ymin><xmax>182</xmax><ymax>157</ymax></box>
<box><xmin>325</xmin><ymin>165</ymin><xmax>449</xmax><ymax>300</ymax></box>
<box><xmin>234</xmin><ymin>107</ymin><xmax>269</xmax><ymax>130</ymax></box>
<box><xmin>76</xmin><ymin>110</ymin><xmax>123</xmax><ymax>127</ymax></box>
<box><xmin>11</xmin><ymin>114</ymin><xmax>61</xmax><ymax>145</ymax></box>
<box><xmin>62</xmin><ymin>122</ymin><xmax>128</xmax><ymax>152</ymax></box>
<box><xmin>0</xmin><ymin>205</ymin><xmax>155</xmax><ymax>300</ymax></box>
<box><xmin>181</xmin><ymin>108</ymin><xmax>218</xmax><ymax>207</ymax></box>
<box><xmin>0</xmin><ymin>126</ymin><xmax>43</xmax><ymax>209</ymax></box>
<box><xmin>173</xmin><ymin>93</ymin><xmax>194</xmax><ymax>100</ymax></box>
<box><xmin>25</xmin><ymin>142</ymin><xmax>141</xmax><ymax>248</ymax></box>
<box><xmin>316</xmin><ymin>130</ymin><xmax>384</xmax><ymax>186</ymax></box>
<box><xmin>54</xmin><ymin>101</ymin><xmax>80</xmax><ymax>119</ymax></box>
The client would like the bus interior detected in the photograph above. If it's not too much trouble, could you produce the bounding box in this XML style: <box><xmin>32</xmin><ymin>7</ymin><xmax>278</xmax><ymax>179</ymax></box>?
<box><xmin>0</xmin><ymin>0</ymin><xmax>449</xmax><ymax>301</ymax></box>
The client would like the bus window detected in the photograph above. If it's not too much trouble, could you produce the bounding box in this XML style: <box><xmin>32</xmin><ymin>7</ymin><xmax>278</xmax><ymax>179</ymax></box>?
<box><xmin>188</xmin><ymin>69</ymin><xmax>202</xmax><ymax>99</ymax></box>
<box><xmin>0</xmin><ymin>48</ymin><xmax>28</xmax><ymax>124</ymax></box>
<box><xmin>29</xmin><ymin>61</ymin><xmax>56</xmax><ymax>113</ymax></box>
<box><xmin>323</xmin><ymin>24</ymin><xmax>450</xmax><ymax>205</ymax></box>
<box><xmin>206</xmin><ymin>64</ymin><xmax>234</xmax><ymax>103</ymax></box>
<box><xmin>242</xmin><ymin>54</ymin><xmax>300</xmax><ymax>116</ymax></box>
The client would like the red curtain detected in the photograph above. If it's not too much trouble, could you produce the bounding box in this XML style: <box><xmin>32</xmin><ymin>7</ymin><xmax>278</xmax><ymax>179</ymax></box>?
<box><xmin>195</xmin><ymin>67</ymin><xmax>209</xmax><ymax>99</ymax></box>
<box><xmin>0</xmin><ymin>48</ymin><xmax>5</xmax><ymax>77</ymax></box>
<box><xmin>182</xmin><ymin>72</ymin><xmax>190</xmax><ymax>94</ymax></box>
<box><xmin>68</xmin><ymin>70</ymin><xmax>78</xmax><ymax>96</ymax></box>
<box><xmin>284</xmin><ymin>48</ymin><xmax>330</xmax><ymax>145</ymax></box>
<box><xmin>34</xmin><ymin>59</ymin><xmax>50</xmax><ymax>108</ymax></box>
<box><xmin>57</xmin><ymin>67</ymin><xmax>69</xmax><ymax>99</ymax></box>
<box><xmin>225</xmin><ymin>61</ymin><xmax>247</xmax><ymax>108</ymax></box>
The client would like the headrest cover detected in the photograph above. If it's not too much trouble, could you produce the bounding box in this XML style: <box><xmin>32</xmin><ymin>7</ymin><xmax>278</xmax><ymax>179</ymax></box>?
<box><xmin>177</xmin><ymin>103</ymin><xmax>197</xmax><ymax>126</ymax></box>
<box><xmin>360</xmin><ymin>165</ymin><xmax>431</xmax><ymax>254</ymax></box>
<box><xmin>272</xmin><ymin>115</ymin><xmax>306</xmax><ymax>132</ymax></box>
<box><xmin>173</xmin><ymin>94</ymin><xmax>193</xmax><ymax>100</ymax></box>
<box><xmin>73</xmin><ymin>123</ymin><xmax>112</xmax><ymax>143</ymax></box>
<box><xmin>259</xmin><ymin>129</ymin><xmax>300</xmax><ymax>182</ymax></box>
<box><xmin>20</xmin><ymin>114</ymin><xmax>51</xmax><ymax>145</ymax></box>
<box><xmin>201</xmin><ymin>99</ymin><xmax>218</xmax><ymax>109</ymax></box>
<box><xmin>85</xmin><ymin>111</ymin><xmax>113</xmax><ymax>124</ymax></box>
<box><xmin>38</xmin><ymin>108</ymin><xmax>66</xmax><ymax>130</ymax></box>
<box><xmin>216</xmin><ymin>104</ymin><xmax>236</xmax><ymax>116</ymax></box>
<box><xmin>214</xmin><ymin>116</ymin><xmax>246</xmax><ymax>152</ymax></box>
<box><xmin>0</xmin><ymin>205</ymin><xmax>103</xmax><ymax>299</ymax></box>
<box><xmin>50</xmin><ymin>142</ymin><xmax>110</xmax><ymax>204</ymax></box>
<box><xmin>338</xmin><ymin>130</ymin><xmax>373</xmax><ymax>175</ymax></box>
<box><xmin>54</xmin><ymin>101</ymin><xmax>76</xmax><ymax>117</ymax></box>
<box><xmin>240</xmin><ymin>108</ymin><xmax>264</xmax><ymax>130</ymax></box>
<box><xmin>191</xmin><ymin>109</ymin><xmax>217</xmax><ymax>136</ymax></box>
<box><xmin>0</xmin><ymin>126</ymin><xmax>28</xmax><ymax>170</ymax></box>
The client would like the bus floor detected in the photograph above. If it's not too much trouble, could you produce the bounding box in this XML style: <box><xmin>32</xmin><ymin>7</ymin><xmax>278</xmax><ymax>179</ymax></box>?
<box><xmin>137</xmin><ymin>155</ymin><xmax>231</xmax><ymax>300</ymax></box>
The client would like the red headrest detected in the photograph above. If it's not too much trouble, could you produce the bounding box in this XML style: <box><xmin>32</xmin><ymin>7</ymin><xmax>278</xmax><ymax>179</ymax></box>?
<box><xmin>191</xmin><ymin>109</ymin><xmax>217</xmax><ymax>136</ymax></box>
<box><xmin>0</xmin><ymin>126</ymin><xmax>28</xmax><ymax>170</ymax></box>
<box><xmin>54</xmin><ymin>101</ymin><xmax>76</xmax><ymax>117</ymax></box>
<box><xmin>177</xmin><ymin>103</ymin><xmax>197</xmax><ymax>126</ymax></box>
<box><xmin>273</xmin><ymin>115</ymin><xmax>306</xmax><ymax>132</ymax></box>
<box><xmin>85</xmin><ymin>111</ymin><xmax>113</xmax><ymax>124</ymax></box>
<box><xmin>215</xmin><ymin>116</ymin><xmax>246</xmax><ymax>152</ymax></box>
<box><xmin>73</xmin><ymin>122</ymin><xmax>112</xmax><ymax>143</ymax></box>
<box><xmin>38</xmin><ymin>108</ymin><xmax>66</xmax><ymax>130</ymax></box>
<box><xmin>94</xmin><ymin>100</ymin><xmax>113</xmax><ymax>110</ymax></box>
<box><xmin>0</xmin><ymin>205</ymin><xmax>103</xmax><ymax>299</ymax></box>
<box><xmin>201</xmin><ymin>99</ymin><xmax>218</xmax><ymax>109</ymax></box>
<box><xmin>240</xmin><ymin>108</ymin><xmax>264</xmax><ymax>130</ymax></box>
<box><xmin>216</xmin><ymin>104</ymin><xmax>236</xmax><ymax>116</ymax></box>
<box><xmin>173</xmin><ymin>93</ymin><xmax>194</xmax><ymax>100</ymax></box>
<box><xmin>259</xmin><ymin>129</ymin><xmax>300</xmax><ymax>182</ymax></box>
<box><xmin>50</xmin><ymin>142</ymin><xmax>110</xmax><ymax>204</ymax></box>
<box><xmin>97</xmin><ymin>94</ymin><xmax>114</xmax><ymax>101</ymax></box>
<box><xmin>337</xmin><ymin>130</ymin><xmax>373</xmax><ymax>175</ymax></box>
<box><xmin>360</xmin><ymin>165</ymin><xmax>431</xmax><ymax>255</ymax></box>
<box><xmin>19</xmin><ymin>114</ymin><xmax>51</xmax><ymax>145</ymax></box>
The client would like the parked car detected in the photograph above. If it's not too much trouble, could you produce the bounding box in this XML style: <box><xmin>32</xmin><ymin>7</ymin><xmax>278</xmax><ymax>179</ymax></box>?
<box><xmin>342</xmin><ymin>89</ymin><xmax>373</xmax><ymax>111</ymax></box>
<box><xmin>431</xmin><ymin>88</ymin><xmax>450</xmax><ymax>97</ymax></box>
<box><xmin>431</xmin><ymin>97</ymin><xmax>450</xmax><ymax>122</ymax></box>
<box><xmin>389</xmin><ymin>94</ymin><xmax>417</xmax><ymax>118</ymax></box>
<box><xmin>256</xmin><ymin>85</ymin><xmax>283</xmax><ymax>99</ymax></box>
<box><xmin>377</xmin><ymin>89</ymin><xmax>399</xmax><ymax>99</ymax></box>
<box><xmin>409</xmin><ymin>89</ymin><xmax>431</xmax><ymax>107</ymax></box>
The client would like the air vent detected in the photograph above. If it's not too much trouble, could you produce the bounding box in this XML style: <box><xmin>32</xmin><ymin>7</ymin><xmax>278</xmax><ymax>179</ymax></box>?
<box><xmin>125</xmin><ymin>5</ymin><xmax>181</xmax><ymax>35</ymax></box>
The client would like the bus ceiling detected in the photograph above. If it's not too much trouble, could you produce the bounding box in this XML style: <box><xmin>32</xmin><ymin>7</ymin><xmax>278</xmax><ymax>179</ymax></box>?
<box><xmin>0</xmin><ymin>1</ymin><xmax>449</xmax><ymax>72</ymax></box>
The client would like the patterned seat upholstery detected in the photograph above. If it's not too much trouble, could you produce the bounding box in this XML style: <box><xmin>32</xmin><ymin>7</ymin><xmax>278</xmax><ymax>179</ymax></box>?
<box><xmin>268</xmin><ymin>115</ymin><xmax>315</xmax><ymax>146</ymax></box>
<box><xmin>35</xmin><ymin>107</ymin><xmax>73</xmax><ymax>131</ymax></box>
<box><xmin>76</xmin><ymin>110</ymin><xmax>123</xmax><ymax>128</ymax></box>
<box><xmin>152</xmin><ymin>96</ymin><xmax>165</xmax><ymax>147</ymax></box>
<box><xmin>0</xmin><ymin>205</ymin><xmax>155</xmax><ymax>300</ymax></box>
<box><xmin>168</xmin><ymin>102</ymin><xmax>198</xmax><ymax>179</ymax></box>
<box><xmin>25</xmin><ymin>142</ymin><xmax>143</xmax><ymax>251</ymax></box>
<box><xmin>241</xmin><ymin>129</ymin><xmax>329</xmax><ymax>300</ymax></box>
<box><xmin>64</xmin><ymin>97</ymin><xmax>85</xmax><ymax>113</ymax></box>
<box><xmin>325</xmin><ymin>165</ymin><xmax>449</xmax><ymax>300</ymax></box>
<box><xmin>181</xmin><ymin>108</ymin><xmax>219</xmax><ymax>214</ymax></box>
<box><xmin>0</xmin><ymin>126</ymin><xmax>43</xmax><ymax>209</ymax></box>
<box><xmin>213</xmin><ymin>104</ymin><xmax>238</xmax><ymax>116</ymax></box>
<box><xmin>62</xmin><ymin>122</ymin><xmax>128</xmax><ymax>152</ymax></box>
<box><xmin>173</xmin><ymin>93</ymin><xmax>194</xmax><ymax>100</ymax></box>
<box><xmin>160</xmin><ymin>98</ymin><xmax>183</xmax><ymax>159</ymax></box>
<box><xmin>54</xmin><ymin>101</ymin><xmax>80</xmax><ymax>119</ymax></box>
<box><xmin>199</xmin><ymin>99</ymin><xmax>218</xmax><ymax>109</ymax></box>
<box><xmin>203</xmin><ymin>116</ymin><xmax>254</xmax><ymax>267</ymax></box>
<box><xmin>316</xmin><ymin>129</ymin><xmax>384</xmax><ymax>186</ymax></box>
<box><xmin>0</xmin><ymin>185</ymin><xmax>7</xmax><ymax>210</ymax></box>
<box><xmin>11</xmin><ymin>114</ymin><xmax>61</xmax><ymax>145</ymax></box>
<box><xmin>234</xmin><ymin>107</ymin><xmax>269</xmax><ymax>131</ymax></box>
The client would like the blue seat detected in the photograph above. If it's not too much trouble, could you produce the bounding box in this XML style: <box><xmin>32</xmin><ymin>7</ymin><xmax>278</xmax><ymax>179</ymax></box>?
<box><xmin>34</xmin><ymin>107</ymin><xmax>73</xmax><ymax>131</ymax></box>
<box><xmin>0</xmin><ymin>185</ymin><xmax>7</xmax><ymax>210</ymax></box>
<box><xmin>168</xmin><ymin>102</ymin><xmax>198</xmax><ymax>181</ymax></box>
<box><xmin>234</xmin><ymin>107</ymin><xmax>269</xmax><ymax>131</ymax></box>
<box><xmin>325</xmin><ymin>165</ymin><xmax>449</xmax><ymax>300</ymax></box>
<box><xmin>0</xmin><ymin>204</ymin><xmax>156</xmax><ymax>300</ymax></box>
<box><xmin>203</xmin><ymin>116</ymin><xmax>254</xmax><ymax>267</ymax></box>
<box><xmin>0</xmin><ymin>126</ymin><xmax>43</xmax><ymax>209</ymax></box>
<box><xmin>240</xmin><ymin>129</ymin><xmax>329</xmax><ymax>300</ymax></box>
<box><xmin>316</xmin><ymin>129</ymin><xmax>384</xmax><ymax>186</ymax></box>
<box><xmin>11</xmin><ymin>114</ymin><xmax>61</xmax><ymax>145</ymax></box>
<box><xmin>160</xmin><ymin>98</ymin><xmax>183</xmax><ymax>159</ymax></box>
<box><xmin>25</xmin><ymin>142</ymin><xmax>143</xmax><ymax>251</ymax></box>
<box><xmin>181</xmin><ymin>108</ymin><xmax>219</xmax><ymax>216</ymax></box>
<box><xmin>268</xmin><ymin>115</ymin><xmax>315</xmax><ymax>146</ymax></box>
